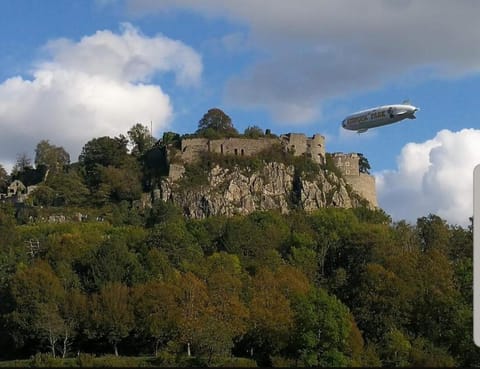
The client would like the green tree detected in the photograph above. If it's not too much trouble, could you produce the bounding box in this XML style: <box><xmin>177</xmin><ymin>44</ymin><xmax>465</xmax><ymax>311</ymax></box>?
<box><xmin>289</xmin><ymin>287</ymin><xmax>352</xmax><ymax>366</ymax></box>
<box><xmin>44</xmin><ymin>169</ymin><xmax>89</xmax><ymax>206</ymax></box>
<box><xmin>34</xmin><ymin>140</ymin><xmax>70</xmax><ymax>174</ymax></box>
<box><xmin>289</xmin><ymin>246</ymin><xmax>317</xmax><ymax>283</ymax></box>
<box><xmin>357</xmin><ymin>153</ymin><xmax>371</xmax><ymax>174</ymax></box>
<box><xmin>196</xmin><ymin>108</ymin><xmax>238</xmax><ymax>137</ymax></box>
<box><xmin>162</xmin><ymin>131</ymin><xmax>181</xmax><ymax>148</ymax></box>
<box><xmin>9</xmin><ymin>261</ymin><xmax>66</xmax><ymax>357</ymax></box>
<box><xmin>0</xmin><ymin>164</ymin><xmax>8</xmax><ymax>192</ymax></box>
<box><xmin>175</xmin><ymin>272</ymin><xmax>211</xmax><ymax>357</ymax></box>
<box><xmin>244</xmin><ymin>125</ymin><xmax>264</xmax><ymax>138</ymax></box>
<box><xmin>352</xmin><ymin>263</ymin><xmax>412</xmax><ymax>342</ymax></box>
<box><xmin>146</xmin><ymin>218</ymin><xmax>203</xmax><ymax>270</ymax></box>
<box><xmin>409</xmin><ymin>337</ymin><xmax>456</xmax><ymax>367</ymax></box>
<box><xmin>202</xmin><ymin>255</ymin><xmax>249</xmax><ymax>362</ymax></box>
<box><xmin>127</xmin><ymin>123</ymin><xmax>156</xmax><ymax>157</ymax></box>
<box><xmin>80</xmin><ymin>236</ymin><xmax>144</xmax><ymax>292</ymax></box>
<box><xmin>11</xmin><ymin>152</ymin><xmax>33</xmax><ymax>175</ymax></box>
<box><xmin>380</xmin><ymin>328</ymin><xmax>412</xmax><ymax>367</ymax></box>
<box><xmin>132</xmin><ymin>280</ymin><xmax>180</xmax><ymax>356</ymax></box>
<box><xmin>90</xmin><ymin>282</ymin><xmax>134</xmax><ymax>356</ymax></box>
<box><xmin>0</xmin><ymin>203</ymin><xmax>19</xmax><ymax>247</ymax></box>
<box><xmin>143</xmin><ymin>248</ymin><xmax>176</xmax><ymax>282</ymax></box>
<box><xmin>78</xmin><ymin>135</ymin><xmax>130</xmax><ymax>188</ymax></box>
<box><xmin>222</xmin><ymin>211</ymin><xmax>289</xmax><ymax>273</ymax></box>
<box><xmin>30</xmin><ymin>185</ymin><xmax>56</xmax><ymax>206</ymax></box>
<box><xmin>411</xmin><ymin>248</ymin><xmax>460</xmax><ymax>346</ymax></box>
<box><xmin>11</xmin><ymin>152</ymin><xmax>48</xmax><ymax>186</ymax></box>
<box><xmin>245</xmin><ymin>267</ymin><xmax>295</xmax><ymax>365</ymax></box>
<box><xmin>100</xmin><ymin>165</ymin><xmax>142</xmax><ymax>202</ymax></box>
<box><xmin>416</xmin><ymin>213</ymin><xmax>451</xmax><ymax>253</ymax></box>
<box><xmin>59</xmin><ymin>288</ymin><xmax>88</xmax><ymax>358</ymax></box>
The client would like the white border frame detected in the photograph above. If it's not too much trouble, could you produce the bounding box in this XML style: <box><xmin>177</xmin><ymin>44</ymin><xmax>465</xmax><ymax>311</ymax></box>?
<box><xmin>474</xmin><ymin>164</ymin><xmax>480</xmax><ymax>346</ymax></box>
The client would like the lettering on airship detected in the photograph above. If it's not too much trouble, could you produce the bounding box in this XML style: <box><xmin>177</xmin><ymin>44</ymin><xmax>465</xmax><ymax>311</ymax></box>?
<box><xmin>347</xmin><ymin>115</ymin><xmax>368</xmax><ymax>125</ymax></box>
<box><xmin>370</xmin><ymin>111</ymin><xmax>386</xmax><ymax>120</ymax></box>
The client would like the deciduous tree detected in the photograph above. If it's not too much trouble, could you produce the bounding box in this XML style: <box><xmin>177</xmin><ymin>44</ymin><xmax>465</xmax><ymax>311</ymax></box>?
<box><xmin>34</xmin><ymin>140</ymin><xmax>70</xmax><ymax>174</ymax></box>
<box><xmin>90</xmin><ymin>282</ymin><xmax>134</xmax><ymax>356</ymax></box>
<box><xmin>132</xmin><ymin>281</ymin><xmax>180</xmax><ymax>356</ymax></box>
<box><xmin>127</xmin><ymin>123</ymin><xmax>155</xmax><ymax>157</ymax></box>
<box><xmin>196</xmin><ymin>108</ymin><xmax>238</xmax><ymax>137</ymax></box>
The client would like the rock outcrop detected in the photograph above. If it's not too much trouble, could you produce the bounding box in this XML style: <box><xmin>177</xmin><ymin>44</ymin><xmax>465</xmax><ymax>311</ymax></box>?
<box><xmin>154</xmin><ymin>162</ymin><xmax>369</xmax><ymax>219</ymax></box>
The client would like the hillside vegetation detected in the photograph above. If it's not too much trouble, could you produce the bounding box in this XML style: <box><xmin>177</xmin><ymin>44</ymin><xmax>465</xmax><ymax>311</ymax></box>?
<box><xmin>0</xmin><ymin>110</ymin><xmax>477</xmax><ymax>367</ymax></box>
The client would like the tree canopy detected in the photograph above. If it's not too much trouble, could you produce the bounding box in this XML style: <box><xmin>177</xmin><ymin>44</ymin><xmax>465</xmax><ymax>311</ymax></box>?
<box><xmin>35</xmin><ymin>140</ymin><xmax>70</xmax><ymax>173</ymax></box>
<box><xmin>196</xmin><ymin>108</ymin><xmax>238</xmax><ymax>138</ymax></box>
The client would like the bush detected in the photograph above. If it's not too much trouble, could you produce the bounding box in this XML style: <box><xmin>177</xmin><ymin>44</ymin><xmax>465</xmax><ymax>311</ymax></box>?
<box><xmin>175</xmin><ymin>355</ymin><xmax>208</xmax><ymax>367</ymax></box>
<box><xmin>76</xmin><ymin>353</ymin><xmax>95</xmax><ymax>367</ymax></box>
<box><xmin>29</xmin><ymin>353</ymin><xmax>63</xmax><ymax>367</ymax></box>
<box><xmin>271</xmin><ymin>356</ymin><xmax>297</xmax><ymax>367</ymax></box>
<box><xmin>217</xmin><ymin>357</ymin><xmax>258</xmax><ymax>367</ymax></box>
<box><xmin>92</xmin><ymin>355</ymin><xmax>143</xmax><ymax>367</ymax></box>
<box><xmin>150</xmin><ymin>350</ymin><xmax>177</xmax><ymax>366</ymax></box>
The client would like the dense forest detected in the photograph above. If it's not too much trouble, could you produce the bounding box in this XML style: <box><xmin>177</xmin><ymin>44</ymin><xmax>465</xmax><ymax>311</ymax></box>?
<box><xmin>0</xmin><ymin>110</ymin><xmax>478</xmax><ymax>367</ymax></box>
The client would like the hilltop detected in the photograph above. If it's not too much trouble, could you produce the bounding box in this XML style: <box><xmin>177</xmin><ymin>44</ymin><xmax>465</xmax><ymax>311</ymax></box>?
<box><xmin>1</xmin><ymin>108</ymin><xmax>377</xmax><ymax>222</ymax></box>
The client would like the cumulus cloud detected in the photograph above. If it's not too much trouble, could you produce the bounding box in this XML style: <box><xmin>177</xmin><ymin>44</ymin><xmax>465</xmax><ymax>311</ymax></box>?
<box><xmin>127</xmin><ymin>0</ymin><xmax>480</xmax><ymax>123</ymax></box>
<box><xmin>375</xmin><ymin>129</ymin><xmax>480</xmax><ymax>226</ymax></box>
<box><xmin>0</xmin><ymin>23</ymin><xmax>202</xmax><ymax>166</ymax></box>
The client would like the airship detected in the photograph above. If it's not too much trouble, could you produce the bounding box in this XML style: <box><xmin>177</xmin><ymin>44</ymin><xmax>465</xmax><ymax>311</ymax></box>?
<box><xmin>341</xmin><ymin>101</ymin><xmax>419</xmax><ymax>133</ymax></box>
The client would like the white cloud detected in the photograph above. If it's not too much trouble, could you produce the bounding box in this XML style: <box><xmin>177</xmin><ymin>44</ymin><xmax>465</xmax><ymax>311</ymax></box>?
<box><xmin>0</xmin><ymin>23</ymin><xmax>202</xmax><ymax>166</ymax></box>
<box><xmin>127</xmin><ymin>0</ymin><xmax>480</xmax><ymax>123</ymax></box>
<box><xmin>375</xmin><ymin>129</ymin><xmax>480</xmax><ymax>226</ymax></box>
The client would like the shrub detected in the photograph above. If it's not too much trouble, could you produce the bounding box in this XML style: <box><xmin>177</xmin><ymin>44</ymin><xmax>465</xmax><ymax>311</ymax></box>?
<box><xmin>29</xmin><ymin>353</ymin><xmax>63</xmax><ymax>367</ymax></box>
<box><xmin>76</xmin><ymin>353</ymin><xmax>95</xmax><ymax>367</ymax></box>
<box><xmin>218</xmin><ymin>357</ymin><xmax>258</xmax><ymax>367</ymax></box>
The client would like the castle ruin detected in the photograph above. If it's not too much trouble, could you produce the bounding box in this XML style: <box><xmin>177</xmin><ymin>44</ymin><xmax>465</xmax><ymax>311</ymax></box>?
<box><xmin>330</xmin><ymin>153</ymin><xmax>377</xmax><ymax>207</ymax></box>
<box><xmin>170</xmin><ymin>133</ymin><xmax>377</xmax><ymax>207</ymax></box>
<box><xmin>180</xmin><ymin>133</ymin><xmax>326</xmax><ymax>164</ymax></box>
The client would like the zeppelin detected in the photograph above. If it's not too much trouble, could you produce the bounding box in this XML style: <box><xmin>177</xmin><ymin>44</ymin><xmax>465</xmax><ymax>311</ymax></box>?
<box><xmin>342</xmin><ymin>101</ymin><xmax>419</xmax><ymax>133</ymax></box>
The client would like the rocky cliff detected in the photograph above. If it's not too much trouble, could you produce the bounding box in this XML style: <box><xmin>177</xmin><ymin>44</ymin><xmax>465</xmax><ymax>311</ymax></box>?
<box><xmin>154</xmin><ymin>162</ymin><xmax>371</xmax><ymax>219</ymax></box>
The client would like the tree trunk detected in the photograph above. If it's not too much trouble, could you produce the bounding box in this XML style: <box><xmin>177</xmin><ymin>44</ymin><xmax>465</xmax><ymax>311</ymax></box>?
<box><xmin>154</xmin><ymin>339</ymin><xmax>160</xmax><ymax>357</ymax></box>
<box><xmin>48</xmin><ymin>329</ymin><xmax>56</xmax><ymax>358</ymax></box>
<box><xmin>114</xmin><ymin>342</ymin><xmax>119</xmax><ymax>357</ymax></box>
<box><xmin>187</xmin><ymin>342</ymin><xmax>191</xmax><ymax>357</ymax></box>
<box><xmin>62</xmin><ymin>330</ymin><xmax>69</xmax><ymax>358</ymax></box>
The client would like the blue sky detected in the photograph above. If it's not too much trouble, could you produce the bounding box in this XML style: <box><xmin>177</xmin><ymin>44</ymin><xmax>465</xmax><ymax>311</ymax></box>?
<box><xmin>1</xmin><ymin>0</ymin><xmax>479</xmax><ymax>226</ymax></box>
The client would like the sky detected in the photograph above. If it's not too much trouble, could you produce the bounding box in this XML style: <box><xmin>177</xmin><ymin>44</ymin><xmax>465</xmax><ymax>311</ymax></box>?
<box><xmin>0</xmin><ymin>0</ymin><xmax>479</xmax><ymax>226</ymax></box>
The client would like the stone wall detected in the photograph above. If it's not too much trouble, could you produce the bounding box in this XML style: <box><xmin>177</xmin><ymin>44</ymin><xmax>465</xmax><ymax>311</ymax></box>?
<box><xmin>280</xmin><ymin>133</ymin><xmax>325</xmax><ymax>164</ymax></box>
<box><xmin>329</xmin><ymin>152</ymin><xmax>377</xmax><ymax>207</ymax></box>
<box><xmin>330</xmin><ymin>152</ymin><xmax>360</xmax><ymax>176</ymax></box>
<box><xmin>343</xmin><ymin>173</ymin><xmax>377</xmax><ymax>207</ymax></box>
<box><xmin>308</xmin><ymin>134</ymin><xmax>326</xmax><ymax>164</ymax></box>
<box><xmin>180</xmin><ymin>138</ymin><xmax>209</xmax><ymax>163</ymax></box>
<box><xmin>180</xmin><ymin>133</ymin><xmax>326</xmax><ymax>164</ymax></box>
<box><xmin>208</xmin><ymin>137</ymin><xmax>277</xmax><ymax>157</ymax></box>
<box><xmin>168</xmin><ymin>163</ymin><xmax>186</xmax><ymax>182</ymax></box>
<box><xmin>173</xmin><ymin>135</ymin><xmax>376</xmax><ymax>208</ymax></box>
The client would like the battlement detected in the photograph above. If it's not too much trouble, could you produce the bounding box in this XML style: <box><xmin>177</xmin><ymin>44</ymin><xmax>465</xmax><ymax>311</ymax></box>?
<box><xmin>279</xmin><ymin>133</ymin><xmax>325</xmax><ymax>164</ymax></box>
<box><xmin>330</xmin><ymin>152</ymin><xmax>360</xmax><ymax>176</ymax></box>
